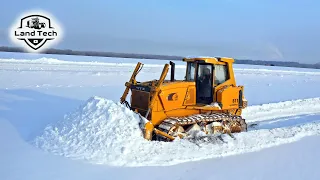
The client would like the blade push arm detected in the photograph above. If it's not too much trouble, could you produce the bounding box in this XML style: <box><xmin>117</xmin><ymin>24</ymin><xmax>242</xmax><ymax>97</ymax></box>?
<box><xmin>120</xmin><ymin>62</ymin><xmax>142</xmax><ymax>103</ymax></box>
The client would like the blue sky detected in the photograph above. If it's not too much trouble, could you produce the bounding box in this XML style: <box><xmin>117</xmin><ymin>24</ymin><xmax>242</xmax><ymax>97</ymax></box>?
<box><xmin>1</xmin><ymin>0</ymin><xmax>319</xmax><ymax>63</ymax></box>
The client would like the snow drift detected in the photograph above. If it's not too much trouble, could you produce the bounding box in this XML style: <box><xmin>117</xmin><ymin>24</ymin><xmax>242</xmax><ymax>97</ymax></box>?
<box><xmin>33</xmin><ymin>96</ymin><xmax>320</xmax><ymax>167</ymax></box>
<box><xmin>33</xmin><ymin>96</ymin><xmax>146</xmax><ymax>166</ymax></box>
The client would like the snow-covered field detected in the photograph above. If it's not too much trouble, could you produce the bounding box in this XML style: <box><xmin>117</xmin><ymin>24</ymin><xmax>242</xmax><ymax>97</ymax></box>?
<box><xmin>1</xmin><ymin>52</ymin><xmax>320</xmax><ymax>180</ymax></box>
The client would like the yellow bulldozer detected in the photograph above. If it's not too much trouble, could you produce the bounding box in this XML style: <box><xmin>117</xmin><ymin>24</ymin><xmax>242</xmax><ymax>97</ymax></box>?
<box><xmin>120</xmin><ymin>56</ymin><xmax>248</xmax><ymax>141</ymax></box>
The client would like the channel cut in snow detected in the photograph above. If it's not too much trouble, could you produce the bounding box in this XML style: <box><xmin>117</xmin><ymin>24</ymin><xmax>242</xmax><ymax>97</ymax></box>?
<box><xmin>243</xmin><ymin>97</ymin><xmax>320</xmax><ymax>123</ymax></box>
<box><xmin>33</xmin><ymin>96</ymin><xmax>320</xmax><ymax>167</ymax></box>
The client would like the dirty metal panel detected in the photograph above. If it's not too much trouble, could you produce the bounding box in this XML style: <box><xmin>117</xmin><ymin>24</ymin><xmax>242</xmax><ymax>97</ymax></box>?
<box><xmin>131</xmin><ymin>89</ymin><xmax>150</xmax><ymax>111</ymax></box>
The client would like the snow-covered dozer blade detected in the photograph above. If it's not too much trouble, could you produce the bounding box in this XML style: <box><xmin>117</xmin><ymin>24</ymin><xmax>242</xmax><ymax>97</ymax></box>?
<box><xmin>120</xmin><ymin>57</ymin><xmax>248</xmax><ymax>142</ymax></box>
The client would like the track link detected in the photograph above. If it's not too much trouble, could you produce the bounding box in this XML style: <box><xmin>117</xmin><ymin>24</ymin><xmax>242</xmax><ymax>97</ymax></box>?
<box><xmin>155</xmin><ymin>113</ymin><xmax>247</xmax><ymax>141</ymax></box>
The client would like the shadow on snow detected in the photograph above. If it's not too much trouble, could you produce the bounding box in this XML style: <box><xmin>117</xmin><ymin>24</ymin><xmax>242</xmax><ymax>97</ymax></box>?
<box><xmin>0</xmin><ymin>89</ymin><xmax>83</xmax><ymax>141</ymax></box>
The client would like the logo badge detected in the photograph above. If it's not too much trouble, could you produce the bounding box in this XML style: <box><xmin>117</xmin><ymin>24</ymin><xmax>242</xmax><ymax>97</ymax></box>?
<box><xmin>168</xmin><ymin>93</ymin><xmax>178</xmax><ymax>101</ymax></box>
<box><xmin>9</xmin><ymin>10</ymin><xmax>63</xmax><ymax>53</ymax></box>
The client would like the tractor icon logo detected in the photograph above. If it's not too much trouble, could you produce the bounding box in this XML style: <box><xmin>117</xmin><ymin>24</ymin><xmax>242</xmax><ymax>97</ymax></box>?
<box><xmin>9</xmin><ymin>10</ymin><xmax>63</xmax><ymax>53</ymax></box>
<box><xmin>168</xmin><ymin>93</ymin><xmax>178</xmax><ymax>101</ymax></box>
<box><xmin>26</xmin><ymin>17</ymin><xmax>46</xmax><ymax>29</ymax></box>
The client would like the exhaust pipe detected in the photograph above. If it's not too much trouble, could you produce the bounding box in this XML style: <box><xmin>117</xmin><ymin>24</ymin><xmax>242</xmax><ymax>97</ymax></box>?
<box><xmin>170</xmin><ymin>61</ymin><xmax>175</xmax><ymax>82</ymax></box>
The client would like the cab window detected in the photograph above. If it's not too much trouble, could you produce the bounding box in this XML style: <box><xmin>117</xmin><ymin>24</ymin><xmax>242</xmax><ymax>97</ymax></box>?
<box><xmin>198</xmin><ymin>64</ymin><xmax>212</xmax><ymax>79</ymax></box>
<box><xmin>186</xmin><ymin>62</ymin><xmax>196</xmax><ymax>81</ymax></box>
<box><xmin>214</xmin><ymin>65</ymin><xmax>228</xmax><ymax>85</ymax></box>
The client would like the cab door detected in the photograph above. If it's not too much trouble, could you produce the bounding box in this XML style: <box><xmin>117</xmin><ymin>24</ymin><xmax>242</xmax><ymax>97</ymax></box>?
<box><xmin>183</xmin><ymin>62</ymin><xmax>197</xmax><ymax>106</ymax></box>
<box><xmin>196</xmin><ymin>63</ymin><xmax>214</xmax><ymax>104</ymax></box>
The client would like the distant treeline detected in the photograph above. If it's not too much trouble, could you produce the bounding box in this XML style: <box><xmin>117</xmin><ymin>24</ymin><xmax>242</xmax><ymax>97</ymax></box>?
<box><xmin>0</xmin><ymin>46</ymin><xmax>319</xmax><ymax>69</ymax></box>
<box><xmin>233</xmin><ymin>59</ymin><xmax>320</xmax><ymax>69</ymax></box>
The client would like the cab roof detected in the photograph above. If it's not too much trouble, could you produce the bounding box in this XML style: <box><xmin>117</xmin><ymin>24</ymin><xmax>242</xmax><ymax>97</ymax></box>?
<box><xmin>182</xmin><ymin>56</ymin><xmax>235</xmax><ymax>64</ymax></box>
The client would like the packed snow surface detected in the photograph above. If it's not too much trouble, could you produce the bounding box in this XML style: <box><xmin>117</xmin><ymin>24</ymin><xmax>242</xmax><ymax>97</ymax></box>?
<box><xmin>1</xmin><ymin>53</ymin><xmax>320</xmax><ymax>179</ymax></box>
<box><xmin>33</xmin><ymin>96</ymin><xmax>320</xmax><ymax>166</ymax></box>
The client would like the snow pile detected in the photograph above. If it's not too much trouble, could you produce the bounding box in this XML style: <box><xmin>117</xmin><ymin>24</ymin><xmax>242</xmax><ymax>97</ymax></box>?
<box><xmin>33</xmin><ymin>96</ymin><xmax>147</xmax><ymax>165</ymax></box>
<box><xmin>33</xmin><ymin>96</ymin><xmax>320</xmax><ymax>167</ymax></box>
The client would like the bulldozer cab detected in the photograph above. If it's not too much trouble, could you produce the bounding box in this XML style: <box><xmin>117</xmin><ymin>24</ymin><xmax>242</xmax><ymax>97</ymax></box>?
<box><xmin>185</xmin><ymin>60</ymin><xmax>214</xmax><ymax>105</ymax></box>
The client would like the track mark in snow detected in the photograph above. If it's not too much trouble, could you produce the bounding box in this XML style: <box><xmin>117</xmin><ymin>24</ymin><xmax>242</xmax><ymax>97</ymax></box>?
<box><xmin>248</xmin><ymin>114</ymin><xmax>320</xmax><ymax>131</ymax></box>
<box><xmin>243</xmin><ymin>97</ymin><xmax>320</xmax><ymax>123</ymax></box>
<box><xmin>32</xmin><ymin>97</ymin><xmax>320</xmax><ymax>167</ymax></box>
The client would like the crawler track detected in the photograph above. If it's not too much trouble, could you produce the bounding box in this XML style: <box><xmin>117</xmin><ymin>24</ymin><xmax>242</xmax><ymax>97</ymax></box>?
<box><xmin>154</xmin><ymin>113</ymin><xmax>247</xmax><ymax>141</ymax></box>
